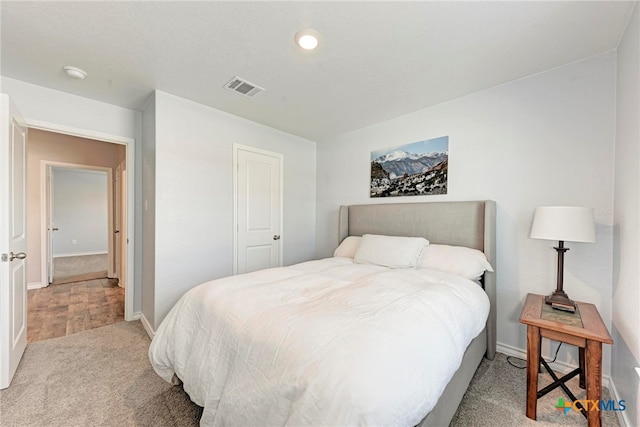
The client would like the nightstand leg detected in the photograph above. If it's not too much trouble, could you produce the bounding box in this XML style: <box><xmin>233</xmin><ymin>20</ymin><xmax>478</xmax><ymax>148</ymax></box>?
<box><xmin>526</xmin><ymin>325</ymin><xmax>540</xmax><ymax>420</ymax></box>
<box><xmin>585</xmin><ymin>339</ymin><xmax>602</xmax><ymax>427</ymax></box>
<box><xmin>579</xmin><ymin>347</ymin><xmax>586</xmax><ymax>389</ymax></box>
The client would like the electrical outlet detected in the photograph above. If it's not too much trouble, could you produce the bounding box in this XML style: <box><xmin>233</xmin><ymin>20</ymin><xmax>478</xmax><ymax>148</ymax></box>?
<box><xmin>72</xmin><ymin>239</ymin><xmax>77</xmax><ymax>245</ymax></box>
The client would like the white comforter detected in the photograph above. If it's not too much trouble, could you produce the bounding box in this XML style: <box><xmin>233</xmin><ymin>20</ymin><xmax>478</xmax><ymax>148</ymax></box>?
<box><xmin>149</xmin><ymin>257</ymin><xmax>490</xmax><ymax>426</ymax></box>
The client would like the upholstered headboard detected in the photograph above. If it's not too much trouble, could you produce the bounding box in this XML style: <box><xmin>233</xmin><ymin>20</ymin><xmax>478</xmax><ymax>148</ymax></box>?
<box><xmin>338</xmin><ymin>200</ymin><xmax>496</xmax><ymax>360</ymax></box>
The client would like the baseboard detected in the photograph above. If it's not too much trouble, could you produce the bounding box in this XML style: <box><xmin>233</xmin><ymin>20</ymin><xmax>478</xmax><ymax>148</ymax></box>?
<box><xmin>606</xmin><ymin>372</ymin><xmax>631</xmax><ymax>427</ymax></box>
<box><xmin>27</xmin><ymin>282</ymin><xmax>45</xmax><ymax>290</ymax></box>
<box><xmin>53</xmin><ymin>251</ymin><xmax>108</xmax><ymax>258</ymax></box>
<box><xmin>139</xmin><ymin>313</ymin><xmax>155</xmax><ymax>339</ymax></box>
<box><xmin>496</xmin><ymin>341</ymin><xmax>612</xmax><ymax>388</ymax></box>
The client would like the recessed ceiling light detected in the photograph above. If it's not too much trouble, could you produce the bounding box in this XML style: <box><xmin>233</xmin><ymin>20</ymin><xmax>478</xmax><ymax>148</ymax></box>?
<box><xmin>63</xmin><ymin>66</ymin><xmax>87</xmax><ymax>80</ymax></box>
<box><xmin>295</xmin><ymin>29</ymin><xmax>320</xmax><ymax>50</ymax></box>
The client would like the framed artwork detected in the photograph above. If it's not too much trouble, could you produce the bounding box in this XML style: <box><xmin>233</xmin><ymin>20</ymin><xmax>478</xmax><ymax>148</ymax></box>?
<box><xmin>370</xmin><ymin>136</ymin><xmax>448</xmax><ymax>198</ymax></box>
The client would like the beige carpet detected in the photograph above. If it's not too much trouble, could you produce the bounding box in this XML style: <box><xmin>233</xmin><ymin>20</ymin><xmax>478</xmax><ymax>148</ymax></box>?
<box><xmin>451</xmin><ymin>353</ymin><xmax>620</xmax><ymax>427</ymax></box>
<box><xmin>0</xmin><ymin>321</ymin><xmax>201</xmax><ymax>427</ymax></box>
<box><xmin>53</xmin><ymin>254</ymin><xmax>108</xmax><ymax>284</ymax></box>
<box><xmin>0</xmin><ymin>321</ymin><xmax>620</xmax><ymax>426</ymax></box>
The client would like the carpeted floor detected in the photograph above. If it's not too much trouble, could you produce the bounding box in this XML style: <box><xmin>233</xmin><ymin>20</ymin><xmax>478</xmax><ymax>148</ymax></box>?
<box><xmin>450</xmin><ymin>353</ymin><xmax>619</xmax><ymax>427</ymax></box>
<box><xmin>0</xmin><ymin>321</ymin><xmax>201</xmax><ymax>427</ymax></box>
<box><xmin>0</xmin><ymin>321</ymin><xmax>620</xmax><ymax>427</ymax></box>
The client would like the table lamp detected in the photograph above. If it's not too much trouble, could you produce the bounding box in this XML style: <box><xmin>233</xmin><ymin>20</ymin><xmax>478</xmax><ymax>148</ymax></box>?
<box><xmin>530</xmin><ymin>206</ymin><xmax>596</xmax><ymax>312</ymax></box>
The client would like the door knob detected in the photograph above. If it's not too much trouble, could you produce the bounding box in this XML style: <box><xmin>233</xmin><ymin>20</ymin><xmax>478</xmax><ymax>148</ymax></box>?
<box><xmin>9</xmin><ymin>252</ymin><xmax>26</xmax><ymax>261</ymax></box>
<box><xmin>52</xmin><ymin>227</ymin><xmax>59</xmax><ymax>231</ymax></box>
<box><xmin>273</xmin><ymin>235</ymin><xmax>281</xmax><ymax>240</ymax></box>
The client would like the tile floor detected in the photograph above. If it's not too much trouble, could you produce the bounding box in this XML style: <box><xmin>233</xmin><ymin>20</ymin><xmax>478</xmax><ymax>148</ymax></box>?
<box><xmin>27</xmin><ymin>278</ymin><xmax>124</xmax><ymax>343</ymax></box>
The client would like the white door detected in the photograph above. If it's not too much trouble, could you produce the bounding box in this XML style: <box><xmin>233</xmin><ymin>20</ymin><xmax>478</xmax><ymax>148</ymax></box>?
<box><xmin>46</xmin><ymin>165</ymin><xmax>54</xmax><ymax>284</ymax></box>
<box><xmin>0</xmin><ymin>94</ymin><xmax>28</xmax><ymax>389</ymax></box>
<box><xmin>235</xmin><ymin>146</ymin><xmax>282</xmax><ymax>274</ymax></box>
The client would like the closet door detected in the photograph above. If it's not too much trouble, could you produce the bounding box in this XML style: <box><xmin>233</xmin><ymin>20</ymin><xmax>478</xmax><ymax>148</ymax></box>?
<box><xmin>234</xmin><ymin>145</ymin><xmax>282</xmax><ymax>274</ymax></box>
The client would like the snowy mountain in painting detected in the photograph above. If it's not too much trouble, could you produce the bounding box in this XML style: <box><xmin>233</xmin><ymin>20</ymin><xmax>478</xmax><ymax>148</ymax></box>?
<box><xmin>373</xmin><ymin>150</ymin><xmax>424</xmax><ymax>163</ymax></box>
<box><xmin>373</xmin><ymin>151</ymin><xmax>447</xmax><ymax>179</ymax></box>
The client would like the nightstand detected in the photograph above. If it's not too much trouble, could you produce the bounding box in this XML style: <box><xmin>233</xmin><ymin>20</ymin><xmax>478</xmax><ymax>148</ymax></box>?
<box><xmin>519</xmin><ymin>293</ymin><xmax>613</xmax><ymax>427</ymax></box>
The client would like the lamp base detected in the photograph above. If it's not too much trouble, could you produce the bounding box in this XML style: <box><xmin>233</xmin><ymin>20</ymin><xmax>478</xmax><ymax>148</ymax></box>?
<box><xmin>545</xmin><ymin>290</ymin><xmax>576</xmax><ymax>313</ymax></box>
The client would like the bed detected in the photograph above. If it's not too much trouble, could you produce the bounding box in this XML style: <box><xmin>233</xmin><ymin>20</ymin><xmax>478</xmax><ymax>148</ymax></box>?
<box><xmin>149</xmin><ymin>200</ymin><xmax>497</xmax><ymax>426</ymax></box>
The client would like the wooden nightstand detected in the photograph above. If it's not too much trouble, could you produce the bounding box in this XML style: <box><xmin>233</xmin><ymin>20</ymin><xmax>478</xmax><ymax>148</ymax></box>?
<box><xmin>519</xmin><ymin>293</ymin><xmax>613</xmax><ymax>427</ymax></box>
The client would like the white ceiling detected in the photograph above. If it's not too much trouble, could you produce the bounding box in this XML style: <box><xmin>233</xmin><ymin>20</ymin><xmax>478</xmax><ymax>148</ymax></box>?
<box><xmin>1</xmin><ymin>1</ymin><xmax>635</xmax><ymax>141</ymax></box>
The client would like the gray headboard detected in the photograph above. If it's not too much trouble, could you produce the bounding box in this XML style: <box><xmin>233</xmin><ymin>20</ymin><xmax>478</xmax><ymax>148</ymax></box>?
<box><xmin>338</xmin><ymin>200</ymin><xmax>496</xmax><ymax>360</ymax></box>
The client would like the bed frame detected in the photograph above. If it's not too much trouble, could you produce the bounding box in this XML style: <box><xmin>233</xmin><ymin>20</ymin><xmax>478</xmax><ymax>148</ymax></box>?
<box><xmin>338</xmin><ymin>200</ymin><xmax>496</xmax><ymax>426</ymax></box>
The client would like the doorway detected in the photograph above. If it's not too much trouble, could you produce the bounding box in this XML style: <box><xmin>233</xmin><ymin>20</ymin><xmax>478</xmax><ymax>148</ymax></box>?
<box><xmin>26</xmin><ymin>128</ymin><xmax>129</xmax><ymax>342</ymax></box>
<box><xmin>47</xmin><ymin>165</ymin><xmax>112</xmax><ymax>285</ymax></box>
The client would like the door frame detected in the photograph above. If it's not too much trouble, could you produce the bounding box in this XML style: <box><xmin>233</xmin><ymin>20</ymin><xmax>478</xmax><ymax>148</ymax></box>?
<box><xmin>26</xmin><ymin>119</ymin><xmax>136</xmax><ymax>321</ymax></box>
<box><xmin>114</xmin><ymin>159</ymin><xmax>126</xmax><ymax>286</ymax></box>
<box><xmin>232</xmin><ymin>143</ymin><xmax>283</xmax><ymax>275</ymax></box>
<box><xmin>41</xmin><ymin>162</ymin><xmax>114</xmax><ymax>285</ymax></box>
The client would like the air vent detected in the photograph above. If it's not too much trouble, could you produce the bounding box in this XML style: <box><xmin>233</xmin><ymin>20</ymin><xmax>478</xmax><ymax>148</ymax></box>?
<box><xmin>224</xmin><ymin>76</ymin><xmax>265</xmax><ymax>98</ymax></box>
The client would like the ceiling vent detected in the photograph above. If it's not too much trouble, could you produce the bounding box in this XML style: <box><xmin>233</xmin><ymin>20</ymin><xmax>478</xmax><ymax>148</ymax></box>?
<box><xmin>224</xmin><ymin>76</ymin><xmax>265</xmax><ymax>98</ymax></box>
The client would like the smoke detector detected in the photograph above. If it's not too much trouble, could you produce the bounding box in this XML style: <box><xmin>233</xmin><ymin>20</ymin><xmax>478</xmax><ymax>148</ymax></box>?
<box><xmin>63</xmin><ymin>66</ymin><xmax>87</xmax><ymax>80</ymax></box>
<box><xmin>224</xmin><ymin>76</ymin><xmax>264</xmax><ymax>98</ymax></box>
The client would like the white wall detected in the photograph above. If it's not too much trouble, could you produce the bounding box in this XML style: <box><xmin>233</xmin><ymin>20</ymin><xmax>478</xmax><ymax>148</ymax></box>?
<box><xmin>316</xmin><ymin>53</ymin><xmax>616</xmax><ymax>374</ymax></box>
<box><xmin>1</xmin><ymin>77</ymin><xmax>142</xmax><ymax>313</ymax></box>
<box><xmin>144</xmin><ymin>91</ymin><xmax>317</xmax><ymax>330</ymax></box>
<box><xmin>612</xmin><ymin>4</ymin><xmax>640</xmax><ymax>427</ymax></box>
<box><xmin>52</xmin><ymin>169</ymin><xmax>108</xmax><ymax>256</ymax></box>
<box><xmin>141</xmin><ymin>93</ymin><xmax>156</xmax><ymax>329</ymax></box>
<box><xmin>0</xmin><ymin>77</ymin><xmax>138</xmax><ymax>139</ymax></box>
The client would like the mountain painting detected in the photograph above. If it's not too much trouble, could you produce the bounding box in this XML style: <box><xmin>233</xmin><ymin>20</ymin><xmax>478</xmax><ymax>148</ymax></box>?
<box><xmin>370</xmin><ymin>136</ymin><xmax>448</xmax><ymax>198</ymax></box>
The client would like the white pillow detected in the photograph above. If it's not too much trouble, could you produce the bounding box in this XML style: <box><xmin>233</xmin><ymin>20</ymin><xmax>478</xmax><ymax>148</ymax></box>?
<box><xmin>333</xmin><ymin>236</ymin><xmax>362</xmax><ymax>258</ymax></box>
<box><xmin>354</xmin><ymin>234</ymin><xmax>429</xmax><ymax>268</ymax></box>
<box><xmin>417</xmin><ymin>244</ymin><xmax>494</xmax><ymax>280</ymax></box>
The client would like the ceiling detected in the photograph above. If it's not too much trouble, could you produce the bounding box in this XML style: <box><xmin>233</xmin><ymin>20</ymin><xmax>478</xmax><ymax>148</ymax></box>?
<box><xmin>1</xmin><ymin>1</ymin><xmax>635</xmax><ymax>141</ymax></box>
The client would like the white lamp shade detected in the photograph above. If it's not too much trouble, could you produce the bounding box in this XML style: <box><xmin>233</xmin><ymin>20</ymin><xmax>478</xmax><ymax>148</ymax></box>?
<box><xmin>530</xmin><ymin>206</ymin><xmax>596</xmax><ymax>243</ymax></box>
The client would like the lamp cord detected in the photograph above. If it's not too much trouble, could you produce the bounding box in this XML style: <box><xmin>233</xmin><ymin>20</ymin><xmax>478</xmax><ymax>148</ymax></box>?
<box><xmin>507</xmin><ymin>342</ymin><xmax>563</xmax><ymax>369</ymax></box>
